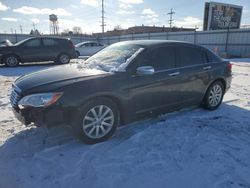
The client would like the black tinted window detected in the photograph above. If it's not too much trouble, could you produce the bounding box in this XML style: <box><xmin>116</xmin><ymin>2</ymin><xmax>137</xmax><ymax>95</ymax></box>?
<box><xmin>142</xmin><ymin>47</ymin><xmax>175</xmax><ymax>71</ymax></box>
<box><xmin>176</xmin><ymin>46</ymin><xmax>207</xmax><ymax>67</ymax></box>
<box><xmin>25</xmin><ymin>39</ymin><xmax>41</xmax><ymax>47</ymax></box>
<box><xmin>43</xmin><ymin>39</ymin><xmax>58</xmax><ymax>46</ymax></box>
<box><xmin>84</xmin><ymin>43</ymin><xmax>91</xmax><ymax>47</ymax></box>
<box><xmin>207</xmin><ymin>51</ymin><xmax>221</xmax><ymax>62</ymax></box>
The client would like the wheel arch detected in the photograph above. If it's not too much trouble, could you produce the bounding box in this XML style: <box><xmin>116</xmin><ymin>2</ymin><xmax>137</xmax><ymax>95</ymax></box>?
<box><xmin>56</xmin><ymin>52</ymin><xmax>71</xmax><ymax>59</ymax></box>
<box><xmin>202</xmin><ymin>78</ymin><xmax>226</xmax><ymax>104</ymax></box>
<box><xmin>208</xmin><ymin>78</ymin><xmax>226</xmax><ymax>93</ymax></box>
<box><xmin>88</xmin><ymin>95</ymin><xmax>125</xmax><ymax>124</ymax></box>
<box><xmin>2</xmin><ymin>53</ymin><xmax>22</xmax><ymax>62</ymax></box>
<box><xmin>69</xmin><ymin>94</ymin><xmax>126</xmax><ymax>126</ymax></box>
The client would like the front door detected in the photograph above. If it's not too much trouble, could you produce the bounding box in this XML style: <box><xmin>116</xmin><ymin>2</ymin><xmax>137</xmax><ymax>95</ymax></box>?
<box><xmin>20</xmin><ymin>38</ymin><xmax>42</xmax><ymax>62</ymax></box>
<box><xmin>128</xmin><ymin>46</ymin><xmax>182</xmax><ymax>116</ymax></box>
<box><xmin>41</xmin><ymin>38</ymin><xmax>60</xmax><ymax>61</ymax></box>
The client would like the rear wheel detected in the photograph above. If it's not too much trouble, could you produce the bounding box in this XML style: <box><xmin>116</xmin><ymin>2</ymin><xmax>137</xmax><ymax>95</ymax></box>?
<box><xmin>56</xmin><ymin>53</ymin><xmax>70</xmax><ymax>64</ymax></box>
<box><xmin>202</xmin><ymin>81</ymin><xmax>224</xmax><ymax>110</ymax></box>
<box><xmin>4</xmin><ymin>55</ymin><xmax>19</xmax><ymax>67</ymax></box>
<box><xmin>72</xmin><ymin>97</ymin><xmax>119</xmax><ymax>144</ymax></box>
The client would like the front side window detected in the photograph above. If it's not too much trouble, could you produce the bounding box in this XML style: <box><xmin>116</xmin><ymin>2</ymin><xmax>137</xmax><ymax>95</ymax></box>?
<box><xmin>176</xmin><ymin>46</ymin><xmax>207</xmax><ymax>67</ymax></box>
<box><xmin>25</xmin><ymin>39</ymin><xmax>41</xmax><ymax>47</ymax></box>
<box><xmin>141</xmin><ymin>46</ymin><xmax>175</xmax><ymax>71</ymax></box>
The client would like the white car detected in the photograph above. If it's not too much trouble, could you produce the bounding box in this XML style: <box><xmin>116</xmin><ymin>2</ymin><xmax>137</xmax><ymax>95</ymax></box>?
<box><xmin>75</xmin><ymin>41</ymin><xmax>107</xmax><ymax>57</ymax></box>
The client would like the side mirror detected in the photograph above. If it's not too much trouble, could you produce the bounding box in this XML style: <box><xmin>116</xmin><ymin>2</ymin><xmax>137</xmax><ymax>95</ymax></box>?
<box><xmin>136</xmin><ymin>66</ymin><xmax>155</xmax><ymax>76</ymax></box>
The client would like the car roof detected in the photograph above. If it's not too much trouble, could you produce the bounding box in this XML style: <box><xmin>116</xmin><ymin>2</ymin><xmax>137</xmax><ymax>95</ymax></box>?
<box><xmin>116</xmin><ymin>40</ymin><xmax>195</xmax><ymax>48</ymax></box>
<box><xmin>26</xmin><ymin>36</ymin><xmax>70</xmax><ymax>40</ymax></box>
<box><xmin>77</xmin><ymin>41</ymin><xmax>98</xmax><ymax>44</ymax></box>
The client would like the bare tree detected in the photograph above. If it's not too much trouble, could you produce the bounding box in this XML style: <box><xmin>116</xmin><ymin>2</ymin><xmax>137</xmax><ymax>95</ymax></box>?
<box><xmin>72</xmin><ymin>26</ymin><xmax>82</xmax><ymax>35</ymax></box>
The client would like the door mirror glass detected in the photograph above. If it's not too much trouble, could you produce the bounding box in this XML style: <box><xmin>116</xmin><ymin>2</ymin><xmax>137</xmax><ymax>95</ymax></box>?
<box><xmin>136</xmin><ymin>66</ymin><xmax>155</xmax><ymax>76</ymax></box>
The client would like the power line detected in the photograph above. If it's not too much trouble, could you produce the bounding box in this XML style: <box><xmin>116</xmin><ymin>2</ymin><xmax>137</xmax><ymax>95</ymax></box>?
<box><xmin>167</xmin><ymin>8</ymin><xmax>175</xmax><ymax>29</ymax></box>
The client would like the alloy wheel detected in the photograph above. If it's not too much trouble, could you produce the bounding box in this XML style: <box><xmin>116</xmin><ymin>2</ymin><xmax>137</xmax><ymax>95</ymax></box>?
<box><xmin>82</xmin><ymin>105</ymin><xmax>114</xmax><ymax>139</ymax></box>
<box><xmin>6</xmin><ymin>56</ymin><xmax>18</xmax><ymax>66</ymax></box>
<box><xmin>208</xmin><ymin>84</ymin><xmax>222</xmax><ymax>107</ymax></box>
<box><xmin>60</xmin><ymin>54</ymin><xmax>69</xmax><ymax>64</ymax></box>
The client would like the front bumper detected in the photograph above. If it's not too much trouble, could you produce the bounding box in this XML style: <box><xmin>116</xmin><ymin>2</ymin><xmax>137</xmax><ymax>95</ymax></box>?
<box><xmin>12</xmin><ymin>106</ymin><xmax>66</xmax><ymax>126</ymax></box>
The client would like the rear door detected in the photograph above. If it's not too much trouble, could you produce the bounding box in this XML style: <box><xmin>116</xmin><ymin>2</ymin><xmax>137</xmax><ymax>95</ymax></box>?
<box><xmin>129</xmin><ymin>45</ymin><xmax>182</xmax><ymax>115</ymax></box>
<box><xmin>88</xmin><ymin>42</ymin><xmax>102</xmax><ymax>55</ymax></box>
<box><xmin>175</xmin><ymin>45</ymin><xmax>210</xmax><ymax>106</ymax></box>
<box><xmin>41</xmin><ymin>38</ymin><xmax>60</xmax><ymax>60</ymax></box>
<box><xmin>80</xmin><ymin>43</ymin><xmax>92</xmax><ymax>56</ymax></box>
<box><xmin>20</xmin><ymin>38</ymin><xmax>42</xmax><ymax>62</ymax></box>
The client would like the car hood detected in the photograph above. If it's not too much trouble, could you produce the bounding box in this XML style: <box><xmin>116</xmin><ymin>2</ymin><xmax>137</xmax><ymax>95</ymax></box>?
<box><xmin>0</xmin><ymin>45</ymin><xmax>15</xmax><ymax>51</ymax></box>
<box><xmin>14</xmin><ymin>64</ymin><xmax>110</xmax><ymax>94</ymax></box>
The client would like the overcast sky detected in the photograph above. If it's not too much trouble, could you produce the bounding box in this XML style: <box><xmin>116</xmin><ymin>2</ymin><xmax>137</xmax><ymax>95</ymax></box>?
<box><xmin>0</xmin><ymin>0</ymin><xmax>250</xmax><ymax>34</ymax></box>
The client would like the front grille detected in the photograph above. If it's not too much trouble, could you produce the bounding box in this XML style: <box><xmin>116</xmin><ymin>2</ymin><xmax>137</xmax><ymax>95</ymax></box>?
<box><xmin>10</xmin><ymin>85</ymin><xmax>22</xmax><ymax>108</ymax></box>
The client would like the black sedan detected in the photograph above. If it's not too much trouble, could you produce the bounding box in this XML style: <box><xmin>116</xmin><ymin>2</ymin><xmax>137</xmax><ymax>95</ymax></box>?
<box><xmin>10</xmin><ymin>40</ymin><xmax>232</xmax><ymax>143</ymax></box>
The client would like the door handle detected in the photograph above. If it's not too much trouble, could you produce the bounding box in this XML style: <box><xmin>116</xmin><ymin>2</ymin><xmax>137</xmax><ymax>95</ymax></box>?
<box><xmin>203</xmin><ymin>66</ymin><xmax>211</xmax><ymax>70</ymax></box>
<box><xmin>168</xmin><ymin>72</ymin><xmax>180</xmax><ymax>76</ymax></box>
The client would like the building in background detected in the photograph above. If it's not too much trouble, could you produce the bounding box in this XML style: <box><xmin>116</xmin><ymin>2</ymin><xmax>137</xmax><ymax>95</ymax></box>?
<box><xmin>203</xmin><ymin>2</ymin><xmax>243</xmax><ymax>30</ymax></box>
<box><xmin>94</xmin><ymin>25</ymin><xmax>195</xmax><ymax>37</ymax></box>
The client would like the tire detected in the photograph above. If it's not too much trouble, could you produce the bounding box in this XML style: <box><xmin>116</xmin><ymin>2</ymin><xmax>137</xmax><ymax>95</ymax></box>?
<box><xmin>76</xmin><ymin>51</ymin><xmax>80</xmax><ymax>58</ymax></box>
<box><xmin>202</xmin><ymin>81</ymin><xmax>224</xmax><ymax>110</ymax></box>
<box><xmin>56</xmin><ymin>53</ymin><xmax>70</xmax><ymax>64</ymax></box>
<box><xmin>4</xmin><ymin>55</ymin><xmax>19</xmax><ymax>67</ymax></box>
<box><xmin>71</xmin><ymin>97</ymin><xmax>119</xmax><ymax>144</ymax></box>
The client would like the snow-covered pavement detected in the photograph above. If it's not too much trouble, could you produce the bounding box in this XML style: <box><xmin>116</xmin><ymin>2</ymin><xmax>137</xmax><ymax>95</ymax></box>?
<box><xmin>0</xmin><ymin>59</ymin><xmax>250</xmax><ymax>188</ymax></box>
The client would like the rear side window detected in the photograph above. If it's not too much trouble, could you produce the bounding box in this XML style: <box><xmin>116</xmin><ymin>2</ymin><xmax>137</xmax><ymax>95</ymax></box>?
<box><xmin>43</xmin><ymin>39</ymin><xmax>59</xmax><ymax>46</ymax></box>
<box><xmin>207</xmin><ymin>50</ymin><xmax>221</xmax><ymax>62</ymax></box>
<box><xmin>25</xmin><ymin>39</ymin><xmax>41</xmax><ymax>47</ymax></box>
<box><xmin>142</xmin><ymin>46</ymin><xmax>175</xmax><ymax>71</ymax></box>
<box><xmin>176</xmin><ymin>46</ymin><xmax>207</xmax><ymax>67</ymax></box>
<box><xmin>91</xmin><ymin>43</ymin><xmax>97</xmax><ymax>47</ymax></box>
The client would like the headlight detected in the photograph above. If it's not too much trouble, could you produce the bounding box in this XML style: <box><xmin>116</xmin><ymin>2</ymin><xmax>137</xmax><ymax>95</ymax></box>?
<box><xmin>18</xmin><ymin>92</ymin><xmax>63</xmax><ymax>108</ymax></box>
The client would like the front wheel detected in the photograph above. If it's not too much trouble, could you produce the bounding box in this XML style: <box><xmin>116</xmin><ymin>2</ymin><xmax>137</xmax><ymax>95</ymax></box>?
<box><xmin>202</xmin><ymin>81</ymin><xmax>224</xmax><ymax>110</ymax></box>
<box><xmin>71</xmin><ymin>97</ymin><xmax>119</xmax><ymax>144</ymax></box>
<box><xmin>4</xmin><ymin>55</ymin><xmax>19</xmax><ymax>67</ymax></box>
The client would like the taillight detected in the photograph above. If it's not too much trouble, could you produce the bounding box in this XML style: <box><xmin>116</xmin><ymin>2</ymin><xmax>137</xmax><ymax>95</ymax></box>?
<box><xmin>227</xmin><ymin>63</ymin><xmax>232</xmax><ymax>71</ymax></box>
<box><xmin>69</xmin><ymin>41</ymin><xmax>74</xmax><ymax>48</ymax></box>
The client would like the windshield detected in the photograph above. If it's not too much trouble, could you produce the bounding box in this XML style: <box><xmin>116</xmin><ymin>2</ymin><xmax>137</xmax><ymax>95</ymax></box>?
<box><xmin>75</xmin><ymin>42</ymin><xmax>85</xmax><ymax>47</ymax></box>
<box><xmin>79</xmin><ymin>43</ymin><xmax>144</xmax><ymax>72</ymax></box>
<box><xmin>14</xmin><ymin>38</ymin><xmax>31</xmax><ymax>46</ymax></box>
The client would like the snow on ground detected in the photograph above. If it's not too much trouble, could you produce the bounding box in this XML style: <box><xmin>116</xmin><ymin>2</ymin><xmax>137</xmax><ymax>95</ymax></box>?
<box><xmin>0</xmin><ymin>59</ymin><xmax>250</xmax><ymax>188</ymax></box>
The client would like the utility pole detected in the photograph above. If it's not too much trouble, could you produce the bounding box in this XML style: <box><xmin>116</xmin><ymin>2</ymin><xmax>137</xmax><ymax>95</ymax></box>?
<box><xmin>20</xmin><ymin>25</ymin><xmax>23</xmax><ymax>34</ymax></box>
<box><xmin>32</xmin><ymin>22</ymin><xmax>36</xmax><ymax>30</ymax></box>
<box><xmin>167</xmin><ymin>8</ymin><xmax>175</xmax><ymax>30</ymax></box>
<box><xmin>101</xmin><ymin>0</ymin><xmax>106</xmax><ymax>34</ymax></box>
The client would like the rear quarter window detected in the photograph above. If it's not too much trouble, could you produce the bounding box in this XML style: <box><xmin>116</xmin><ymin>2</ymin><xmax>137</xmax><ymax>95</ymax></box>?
<box><xmin>207</xmin><ymin>50</ymin><xmax>222</xmax><ymax>62</ymax></box>
<box><xmin>43</xmin><ymin>39</ymin><xmax>59</xmax><ymax>46</ymax></box>
<box><xmin>176</xmin><ymin>46</ymin><xmax>208</xmax><ymax>67</ymax></box>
